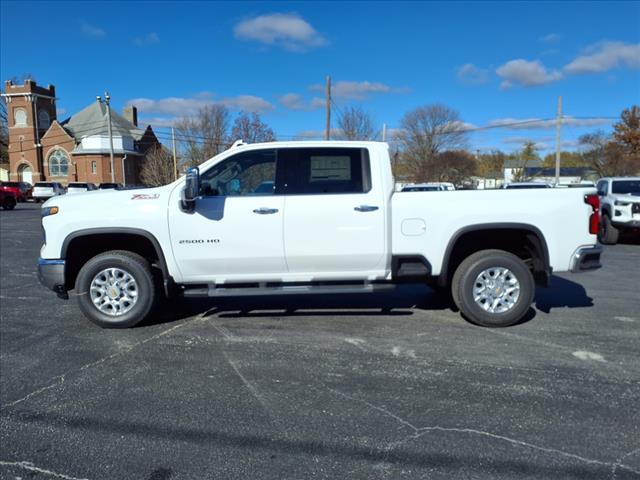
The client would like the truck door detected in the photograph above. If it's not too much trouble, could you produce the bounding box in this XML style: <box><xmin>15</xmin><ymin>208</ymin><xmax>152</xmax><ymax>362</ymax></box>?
<box><xmin>168</xmin><ymin>148</ymin><xmax>287</xmax><ymax>282</ymax></box>
<box><xmin>279</xmin><ymin>147</ymin><xmax>386</xmax><ymax>275</ymax></box>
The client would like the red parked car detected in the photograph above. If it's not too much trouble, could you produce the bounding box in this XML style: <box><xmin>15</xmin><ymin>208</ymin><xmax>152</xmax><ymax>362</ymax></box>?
<box><xmin>0</xmin><ymin>188</ymin><xmax>17</xmax><ymax>210</ymax></box>
<box><xmin>0</xmin><ymin>181</ymin><xmax>32</xmax><ymax>202</ymax></box>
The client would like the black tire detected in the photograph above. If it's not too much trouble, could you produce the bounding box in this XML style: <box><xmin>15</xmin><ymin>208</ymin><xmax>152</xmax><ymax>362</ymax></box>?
<box><xmin>75</xmin><ymin>250</ymin><xmax>157</xmax><ymax>328</ymax></box>
<box><xmin>451</xmin><ymin>249</ymin><xmax>535</xmax><ymax>328</ymax></box>
<box><xmin>598</xmin><ymin>214</ymin><xmax>619</xmax><ymax>245</ymax></box>
<box><xmin>2</xmin><ymin>197</ymin><xmax>16</xmax><ymax>210</ymax></box>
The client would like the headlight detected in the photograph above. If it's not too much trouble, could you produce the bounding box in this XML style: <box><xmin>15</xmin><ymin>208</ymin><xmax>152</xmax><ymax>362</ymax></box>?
<box><xmin>41</xmin><ymin>206</ymin><xmax>59</xmax><ymax>217</ymax></box>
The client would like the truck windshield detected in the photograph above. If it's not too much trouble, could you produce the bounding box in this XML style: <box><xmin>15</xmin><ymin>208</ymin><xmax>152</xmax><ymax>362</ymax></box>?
<box><xmin>612</xmin><ymin>180</ymin><xmax>640</xmax><ymax>195</ymax></box>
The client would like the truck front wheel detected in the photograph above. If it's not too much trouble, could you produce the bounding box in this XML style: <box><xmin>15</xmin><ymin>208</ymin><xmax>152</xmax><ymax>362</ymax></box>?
<box><xmin>75</xmin><ymin>250</ymin><xmax>157</xmax><ymax>328</ymax></box>
<box><xmin>451</xmin><ymin>249</ymin><xmax>534</xmax><ymax>328</ymax></box>
<box><xmin>598</xmin><ymin>214</ymin><xmax>619</xmax><ymax>245</ymax></box>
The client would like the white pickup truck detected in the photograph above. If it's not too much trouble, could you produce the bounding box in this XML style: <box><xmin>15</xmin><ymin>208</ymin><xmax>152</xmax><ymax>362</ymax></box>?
<box><xmin>38</xmin><ymin>141</ymin><xmax>602</xmax><ymax>329</ymax></box>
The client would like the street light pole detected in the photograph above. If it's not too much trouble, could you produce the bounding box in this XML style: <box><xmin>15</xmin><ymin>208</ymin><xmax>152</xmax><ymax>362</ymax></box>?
<box><xmin>104</xmin><ymin>92</ymin><xmax>115</xmax><ymax>183</ymax></box>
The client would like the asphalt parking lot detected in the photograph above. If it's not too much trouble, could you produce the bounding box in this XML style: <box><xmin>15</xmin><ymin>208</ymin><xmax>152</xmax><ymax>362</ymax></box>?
<box><xmin>1</xmin><ymin>202</ymin><xmax>639</xmax><ymax>480</ymax></box>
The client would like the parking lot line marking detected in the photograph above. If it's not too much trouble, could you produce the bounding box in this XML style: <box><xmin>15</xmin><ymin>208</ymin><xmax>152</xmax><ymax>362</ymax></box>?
<box><xmin>343</xmin><ymin>337</ymin><xmax>367</xmax><ymax>351</ymax></box>
<box><xmin>614</xmin><ymin>316</ymin><xmax>636</xmax><ymax>322</ymax></box>
<box><xmin>0</xmin><ymin>460</ymin><xmax>89</xmax><ymax>480</ymax></box>
<box><xmin>572</xmin><ymin>350</ymin><xmax>606</xmax><ymax>362</ymax></box>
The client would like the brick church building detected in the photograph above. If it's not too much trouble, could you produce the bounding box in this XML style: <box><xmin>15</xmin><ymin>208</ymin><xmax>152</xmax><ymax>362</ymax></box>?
<box><xmin>1</xmin><ymin>79</ymin><xmax>161</xmax><ymax>186</ymax></box>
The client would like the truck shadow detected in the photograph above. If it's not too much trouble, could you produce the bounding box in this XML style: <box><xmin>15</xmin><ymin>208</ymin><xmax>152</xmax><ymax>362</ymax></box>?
<box><xmin>535</xmin><ymin>275</ymin><xmax>594</xmax><ymax>313</ymax></box>
<box><xmin>145</xmin><ymin>276</ymin><xmax>593</xmax><ymax>327</ymax></box>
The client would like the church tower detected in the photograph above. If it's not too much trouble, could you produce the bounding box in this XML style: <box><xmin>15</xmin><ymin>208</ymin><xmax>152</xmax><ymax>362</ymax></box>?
<box><xmin>2</xmin><ymin>79</ymin><xmax>57</xmax><ymax>184</ymax></box>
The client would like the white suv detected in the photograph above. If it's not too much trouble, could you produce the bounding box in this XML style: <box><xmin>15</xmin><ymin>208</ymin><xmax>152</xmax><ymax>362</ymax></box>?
<box><xmin>32</xmin><ymin>182</ymin><xmax>66</xmax><ymax>202</ymax></box>
<box><xmin>596</xmin><ymin>177</ymin><xmax>640</xmax><ymax>244</ymax></box>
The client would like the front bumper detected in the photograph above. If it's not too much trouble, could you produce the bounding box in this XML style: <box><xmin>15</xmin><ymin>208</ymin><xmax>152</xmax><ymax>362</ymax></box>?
<box><xmin>570</xmin><ymin>245</ymin><xmax>603</xmax><ymax>273</ymax></box>
<box><xmin>37</xmin><ymin>258</ymin><xmax>68</xmax><ymax>298</ymax></box>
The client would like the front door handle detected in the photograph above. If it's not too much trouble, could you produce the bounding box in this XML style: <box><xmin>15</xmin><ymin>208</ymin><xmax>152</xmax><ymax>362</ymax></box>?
<box><xmin>253</xmin><ymin>207</ymin><xmax>279</xmax><ymax>215</ymax></box>
<box><xmin>354</xmin><ymin>205</ymin><xmax>379</xmax><ymax>212</ymax></box>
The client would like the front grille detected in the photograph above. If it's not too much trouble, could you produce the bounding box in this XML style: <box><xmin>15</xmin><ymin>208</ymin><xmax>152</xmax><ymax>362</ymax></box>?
<box><xmin>633</xmin><ymin>203</ymin><xmax>640</xmax><ymax>214</ymax></box>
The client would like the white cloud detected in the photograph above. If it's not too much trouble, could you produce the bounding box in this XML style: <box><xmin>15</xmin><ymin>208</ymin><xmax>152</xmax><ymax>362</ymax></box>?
<box><xmin>137</xmin><ymin>117</ymin><xmax>177</xmax><ymax>128</ymax></box>
<box><xmin>489</xmin><ymin>117</ymin><xmax>613</xmax><ymax>130</ymax></box>
<box><xmin>81</xmin><ymin>22</ymin><xmax>105</xmax><ymax>38</ymax></box>
<box><xmin>564</xmin><ymin>41</ymin><xmax>640</xmax><ymax>74</ymax></box>
<box><xmin>222</xmin><ymin>95</ymin><xmax>274</xmax><ymax>112</ymax></box>
<box><xmin>309</xmin><ymin>80</ymin><xmax>407</xmax><ymax>100</ymax></box>
<box><xmin>539</xmin><ymin>33</ymin><xmax>561</xmax><ymax>44</ymax></box>
<box><xmin>294</xmin><ymin>128</ymin><xmax>343</xmax><ymax>139</ymax></box>
<box><xmin>134</xmin><ymin>32</ymin><xmax>160</xmax><ymax>47</ymax></box>
<box><xmin>457</xmin><ymin>63</ymin><xmax>490</xmax><ymax>84</ymax></box>
<box><xmin>278</xmin><ymin>93</ymin><xmax>324</xmax><ymax>111</ymax></box>
<box><xmin>496</xmin><ymin>59</ymin><xmax>563</xmax><ymax>88</ymax></box>
<box><xmin>127</xmin><ymin>92</ymin><xmax>274</xmax><ymax>117</ymax></box>
<box><xmin>279</xmin><ymin>93</ymin><xmax>306</xmax><ymax>110</ymax></box>
<box><xmin>234</xmin><ymin>13</ymin><xmax>327</xmax><ymax>51</ymax></box>
<box><xmin>310</xmin><ymin>97</ymin><xmax>325</xmax><ymax>109</ymax></box>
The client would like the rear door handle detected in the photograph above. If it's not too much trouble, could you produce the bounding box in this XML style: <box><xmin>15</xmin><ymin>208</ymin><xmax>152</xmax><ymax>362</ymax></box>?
<box><xmin>253</xmin><ymin>207</ymin><xmax>279</xmax><ymax>215</ymax></box>
<box><xmin>354</xmin><ymin>205</ymin><xmax>379</xmax><ymax>212</ymax></box>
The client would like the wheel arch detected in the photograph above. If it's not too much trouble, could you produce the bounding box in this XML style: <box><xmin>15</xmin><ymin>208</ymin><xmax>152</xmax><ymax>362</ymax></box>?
<box><xmin>61</xmin><ymin>228</ymin><xmax>175</xmax><ymax>296</ymax></box>
<box><xmin>437</xmin><ymin>223</ymin><xmax>551</xmax><ymax>288</ymax></box>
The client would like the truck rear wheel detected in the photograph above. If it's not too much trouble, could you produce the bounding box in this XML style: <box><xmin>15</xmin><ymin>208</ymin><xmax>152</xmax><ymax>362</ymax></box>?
<box><xmin>451</xmin><ymin>249</ymin><xmax>534</xmax><ymax>328</ymax></box>
<box><xmin>598</xmin><ymin>214</ymin><xmax>619</xmax><ymax>245</ymax></box>
<box><xmin>75</xmin><ymin>250</ymin><xmax>157</xmax><ymax>328</ymax></box>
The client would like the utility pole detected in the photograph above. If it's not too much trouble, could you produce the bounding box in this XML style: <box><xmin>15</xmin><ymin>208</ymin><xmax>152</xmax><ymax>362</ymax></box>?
<box><xmin>171</xmin><ymin>127</ymin><xmax>178</xmax><ymax>180</ymax></box>
<box><xmin>100</xmin><ymin>91</ymin><xmax>116</xmax><ymax>183</ymax></box>
<box><xmin>325</xmin><ymin>76</ymin><xmax>331</xmax><ymax>140</ymax></box>
<box><xmin>555</xmin><ymin>95</ymin><xmax>563</xmax><ymax>186</ymax></box>
<box><xmin>382</xmin><ymin>123</ymin><xmax>387</xmax><ymax>142</ymax></box>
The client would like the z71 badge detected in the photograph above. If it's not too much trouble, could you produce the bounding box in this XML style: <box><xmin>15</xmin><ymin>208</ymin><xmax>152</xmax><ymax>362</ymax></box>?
<box><xmin>131</xmin><ymin>194</ymin><xmax>160</xmax><ymax>200</ymax></box>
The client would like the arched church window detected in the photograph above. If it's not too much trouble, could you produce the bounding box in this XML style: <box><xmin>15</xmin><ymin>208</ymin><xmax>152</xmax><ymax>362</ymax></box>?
<box><xmin>49</xmin><ymin>149</ymin><xmax>69</xmax><ymax>177</ymax></box>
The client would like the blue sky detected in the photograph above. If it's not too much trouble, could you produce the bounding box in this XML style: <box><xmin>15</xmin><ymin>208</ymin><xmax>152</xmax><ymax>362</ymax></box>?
<box><xmin>1</xmin><ymin>1</ymin><xmax>639</xmax><ymax>154</ymax></box>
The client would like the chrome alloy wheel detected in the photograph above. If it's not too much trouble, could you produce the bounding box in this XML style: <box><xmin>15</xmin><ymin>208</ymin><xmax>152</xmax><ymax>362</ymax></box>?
<box><xmin>90</xmin><ymin>268</ymin><xmax>139</xmax><ymax>316</ymax></box>
<box><xmin>472</xmin><ymin>267</ymin><xmax>520</xmax><ymax>314</ymax></box>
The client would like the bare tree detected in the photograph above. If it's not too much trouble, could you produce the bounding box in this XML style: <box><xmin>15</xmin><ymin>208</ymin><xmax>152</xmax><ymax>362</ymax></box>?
<box><xmin>396</xmin><ymin>104</ymin><xmax>469</xmax><ymax>182</ymax></box>
<box><xmin>230</xmin><ymin>111</ymin><xmax>276</xmax><ymax>144</ymax></box>
<box><xmin>175</xmin><ymin>104</ymin><xmax>230</xmax><ymax>169</ymax></box>
<box><xmin>512</xmin><ymin>141</ymin><xmax>540</xmax><ymax>182</ymax></box>
<box><xmin>140</xmin><ymin>146</ymin><xmax>175</xmax><ymax>186</ymax></box>
<box><xmin>579</xmin><ymin>131</ymin><xmax>610</xmax><ymax>177</ymax></box>
<box><xmin>337</xmin><ymin>106</ymin><xmax>375</xmax><ymax>140</ymax></box>
<box><xmin>477</xmin><ymin>150</ymin><xmax>507</xmax><ymax>178</ymax></box>
<box><xmin>435</xmin><ymin>150</ymin><xmax>477</xmax><ymax>185</ymax></box>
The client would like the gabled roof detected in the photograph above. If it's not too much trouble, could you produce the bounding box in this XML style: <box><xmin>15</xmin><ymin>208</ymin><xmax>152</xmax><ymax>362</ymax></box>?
<box><xmin>61</xmin><ymin>101</ymin><xmax>145</xmax><ymax>140</ymax></box>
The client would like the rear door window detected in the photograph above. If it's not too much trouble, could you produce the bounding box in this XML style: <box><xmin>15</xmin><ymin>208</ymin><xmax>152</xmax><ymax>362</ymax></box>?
<box><xmin>278</xmin><ymin>148</ymin><xmax>371</xmax><ymax>195</ymax></box>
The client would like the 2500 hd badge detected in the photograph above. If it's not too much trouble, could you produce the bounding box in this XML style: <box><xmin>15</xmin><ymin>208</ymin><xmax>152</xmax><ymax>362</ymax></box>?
<box><xmin>179</xmin><ymin>239</ymin><xmax>220</xmax><ymax>244</ymax></box>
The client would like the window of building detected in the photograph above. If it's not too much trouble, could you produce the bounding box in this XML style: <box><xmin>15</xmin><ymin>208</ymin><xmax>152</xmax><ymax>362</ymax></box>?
<box><xmin>38</xmin><ymin>110</ymin><xmax>50</xmax><ymax>130</ymax></box>
<box><xmin>199</xmin><ymin>150</ymin><xmax>276</xmax><ymax>197</ymax></box>
<box><xmin>91</xmin><ymin>161</ymin><xmax>97</xmax><ymax>174</ymax></box>
<box><xmin>48</xmin><ymin>149</ymin><xmax>69</xmax><ymax>177</ymax></box>
<box><xmin>14</xmin><ymin>108</ymin><xmax>27</xmax><ymax>126</ymax></box>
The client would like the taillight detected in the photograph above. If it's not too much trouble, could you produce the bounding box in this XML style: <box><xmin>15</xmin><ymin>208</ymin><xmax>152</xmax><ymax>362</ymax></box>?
<box><xmin>584</xmin><ymin>194</ymin><xmax>600</xmax><ymax>235</ymax></box>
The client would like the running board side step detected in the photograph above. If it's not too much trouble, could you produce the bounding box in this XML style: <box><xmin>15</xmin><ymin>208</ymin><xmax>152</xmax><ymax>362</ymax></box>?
<box><xmin>181</xmin><ymin>283</ymin><xmax>396</xmax><ymax>298</ymax></box>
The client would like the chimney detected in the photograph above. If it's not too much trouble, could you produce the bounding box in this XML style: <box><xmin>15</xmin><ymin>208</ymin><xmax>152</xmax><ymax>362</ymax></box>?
<box><xmin>123</xmin><ymin>105</ymin><xmax>138</xmax><ymax>127</ymax></box>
